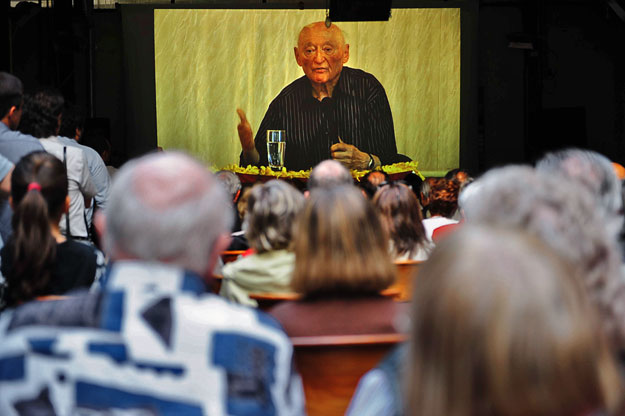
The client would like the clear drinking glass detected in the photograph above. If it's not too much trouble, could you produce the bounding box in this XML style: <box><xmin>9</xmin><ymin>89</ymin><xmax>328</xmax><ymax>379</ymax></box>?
<box><xmin>266</xmin><ymin>130</ymin><xmax>286</xmax><ymax>170</ymax></box>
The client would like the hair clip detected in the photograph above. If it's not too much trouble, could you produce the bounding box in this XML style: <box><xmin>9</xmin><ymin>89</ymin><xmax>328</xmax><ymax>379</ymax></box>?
<box><xmin>27</xmin><ymin>182</ymin><xmax>42</xmax><ymax>192</ymax></box>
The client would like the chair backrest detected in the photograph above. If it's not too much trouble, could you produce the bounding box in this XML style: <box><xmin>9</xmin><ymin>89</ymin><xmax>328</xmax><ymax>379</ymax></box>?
<box><xmin>250</xmin><ymin>289</ymin><xmax>401</xmax><ymax>311</ymax></box>
<box><xmin>387</xmin><ymin>260</ymin><xmax>422</xmax><ymax>301</ymax></box>
<box><xmin>291</xmin><ymin>333</ymin><xmax>406</xmax><ymax>416</ymax></box>
<box><xmin>220</xmin><ymin>250</ymin><xmax>246</xmax><ymax>264</ymax></box>
<box><xmin>249</xmin><ymin>292</ymin><xmax>301</xmax><ymax>311</ymax></box>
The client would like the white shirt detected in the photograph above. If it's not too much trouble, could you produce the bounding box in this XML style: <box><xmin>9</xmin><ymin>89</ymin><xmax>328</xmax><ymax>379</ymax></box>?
<box><xmin>422</xmin><ymin>216</ymin><xmax>459</xmax><ymax>242</ymax></box>
<box><xmin>39</xmin><ymin>137</ymin><xmax>97</xmax><ymax>238</ymax></box>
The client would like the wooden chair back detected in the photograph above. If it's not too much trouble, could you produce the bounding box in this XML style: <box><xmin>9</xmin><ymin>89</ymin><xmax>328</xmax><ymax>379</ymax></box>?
<box><xmin>387</xmin><ymin>260</ymin><xmax>422</xmax><ymax>301</ymax></box>
<box><xmin>291</xmin><ymin>333</ymin><xmax>406</xmax><ymax>416</ymax></box>
<box><xmin>249</xmin><ymin>292</ymin><xmax>301</xmax><ymax>310</ymax></box>
<box><xmin>250</xmin><ymin>288</ymin><xmax>401</xmax><ymax>311</ymax></box>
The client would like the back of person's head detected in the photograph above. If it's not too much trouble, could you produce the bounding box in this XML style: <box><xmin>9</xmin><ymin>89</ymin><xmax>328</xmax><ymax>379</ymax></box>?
<box><xmin>103</xmin><ymin>152</ymin><xmax>233</xmax><ymax>276</ymax></box>
<box><xmin>536</xmin><ymin>148</ymin><xmax>623</xmax><ymax>232</ymax></box>
<box><xmin>245</xmin><ymin>179</ymin><xmax>304</xmax><ymax>253</ymax></box>
<box><xmin>426</xmin><ymin>178</ymin><xmax>459</xmax><ymax>218</ymax></box>
<box><xmin>463</xmin><ymin>165</ymin><xmax>625</xmax><ymax>349</ymax></box>
<box><xmin>215</xmin><ymin>170</ymin><xmax>242</xmax><ymax>202</ymax></box>
<box><xmin>360</xmin><ymin>170</ymin><xmax>390</xmax><ymax>198</ymax></box>
<box><xmin>58</xmin><ymin>104</ymin><xmax>86</xmax><ymax>140</ymax></box>
<box><xmin>373</xmin><ymin>182</ymin><xmax>427</xmax><ymax>258</ymax></box>
<box><xmin>409</xmin><ymin>225</ymin><xmax>622</xmax><ymax>416</ymax></box>
<box><xmin>81</xmin><ymin>130</ymin><xmax>112</xmax><ymax>162</ymax></box>
<box><xmin>308</xmin><ymin>159</ymin><xmax>353</xmax><ymax>190</ymax></box>
<box><xmin>6</xmin><ymin>151</ymin><xmax>68</xmax><ymax>306</ymax></box>
<box><xmin>0</xmin><ymin>72</ymin><xmax>23</xmax><ymax>120</ymax></box>
<box><xmin>291</xmin><ymin>185</ymin><xmax>395</xmax><ymax>297</ymax></box>
<box><xmin>18</xmin><ymin>88</ymin><xmax>65</xmax><ymax>139</ymax></box>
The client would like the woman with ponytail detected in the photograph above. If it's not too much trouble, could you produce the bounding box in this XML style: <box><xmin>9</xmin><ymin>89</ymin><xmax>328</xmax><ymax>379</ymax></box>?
<box><xmin>0</xmin><ymin>152</ymin><xmax>104</xmax><ymax>309</ymax></box>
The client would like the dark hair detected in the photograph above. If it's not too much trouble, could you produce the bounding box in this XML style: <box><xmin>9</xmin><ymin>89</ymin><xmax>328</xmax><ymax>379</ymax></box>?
<box><xmin>426</xmin><ymin>178</ymin><xmax>459</xmax><ymax>218</ymax></box>
<box><xmin>360</xmin><ymin>170</ymin><xmax>390</xmax><ymax>199</ymax></box>
<box><xmin>5</xmin><ymin>151</ymin><xmax>68</xmax><ymax>306</ymax></box>
<box><xmin>373</xmin><ymin>182</ymin><xmax>428</xmax><ymax>258</ymax></box>
<box><xmin>58</xmin><ymin>104</ymin><xmax>86</xmax><ymax>139</ymax></box>
<box><xmin>0</xmin><ymin>72</ymin><xmax>23</xmax><ymax>119</ymax></box>
<box><xmin>18</xmin><ymin>88</ymin><xmax>64</xmax><ymax>139</ymax></box>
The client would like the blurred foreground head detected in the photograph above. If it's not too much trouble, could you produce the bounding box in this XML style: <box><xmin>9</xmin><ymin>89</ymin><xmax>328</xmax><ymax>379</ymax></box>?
<box><xmin>291</xmin><ymin>185</ymin><xmax>395</xmax><ymax>297</ymax></box>
<box><xmin>536</xmin><ymin>148</ymin><xmax>623</xmax><ymax>234</ymax></box>
<box><xmin>100</xmin><ymin>152</ymin><xmax>233</xmax><ymax>277</ymax></box>
<box><xmin>409</xmin><ymin>225</ymin><xmax>622</xmax><ymax>416</ymax></box>
<box><xmin>463</xmin><ymin>165</ymin><xmax>625</xmax><ymax>350</ymax></box>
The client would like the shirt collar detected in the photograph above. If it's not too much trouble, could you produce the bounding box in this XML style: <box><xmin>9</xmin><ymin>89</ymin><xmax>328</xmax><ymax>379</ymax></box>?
<box><xmin>100</xmin><ymin>260</ymin><xmax>207</xmax><ymax>296</ymax></box>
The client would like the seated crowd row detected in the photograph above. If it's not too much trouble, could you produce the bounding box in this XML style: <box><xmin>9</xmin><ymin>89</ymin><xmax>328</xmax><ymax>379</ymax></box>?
<box><xmin>0</xmin><ymin>70</ymin><xmax>625</xmax><ymax>415</ymax></box>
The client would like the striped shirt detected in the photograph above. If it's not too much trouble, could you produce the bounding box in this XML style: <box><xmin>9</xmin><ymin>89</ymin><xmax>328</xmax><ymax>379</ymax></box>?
<box><xmin>241</xmin><ymin>67</ymin><xmax>400</xmax><ymax>171</ymax></box>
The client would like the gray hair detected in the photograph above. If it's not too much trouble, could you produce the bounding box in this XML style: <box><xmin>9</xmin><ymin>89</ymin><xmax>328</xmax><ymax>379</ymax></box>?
<box><xmin>308</xmin><ymin>159</ymin><xmax>353</xmax><ymax>190</ymax></box>
<box><xmin>536</xmin><ymin>148</ymin><xmax>623</xmax><ymax>234</ymax></box>
<box><xmin>104</xmin><ymin>152</ymin><xmax>233</xmax><ymax>274</ymax></box>
<box><xmin>463</xmin><ymin>165</ymin><xmax>625</xmax><ymax>349</ymax></box>
<box><xmin>245</xmin><ymin>180</ymin><xmax>305</xmax><ymax>253</ymax></box>
<box><xmin>216</xmin><ymin>170</ymin><xmax>242</xmax><ymax>200</ymax></box>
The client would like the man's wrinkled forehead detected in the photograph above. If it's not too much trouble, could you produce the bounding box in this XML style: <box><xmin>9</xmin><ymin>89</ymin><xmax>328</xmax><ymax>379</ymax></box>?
<box><xmin>297</xmin><ymin>22</ymin><xmax>346</xmax><ymax>48</ymax></box>
<box><xmin>131</xmin><ymin>155</ymin><xmax>213</xmax><ymax>211</ymax></box>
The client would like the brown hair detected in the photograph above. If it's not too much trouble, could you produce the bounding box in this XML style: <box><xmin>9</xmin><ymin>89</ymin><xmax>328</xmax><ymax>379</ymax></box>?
<box><xmin>291</xmin><ymin>186</ymin><xmax>395</xmax><ymax>297</ymax></box>
<box><xmin>373</xmin><ymin>182</ymin><xmax>428</xmax><ymax>258</ymax></box>
<box><xmin>426</xmin><ymin>178</ymin><xmax>459</xmax><ymax>218</ymax></box>
<box><xmin>408</xmin><ymin>225</ymin><xmax>622</xmax><ymax>416</ymax></box>
<box><xmin>5</xmin><ymin>151</ymin><xmax>68</xmax><ymax>306</ymax></box>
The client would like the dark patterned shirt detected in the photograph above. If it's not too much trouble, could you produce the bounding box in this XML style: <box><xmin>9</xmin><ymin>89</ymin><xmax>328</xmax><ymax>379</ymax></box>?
<box><xmin>241</xmin><ymin>67</ymin><xmax>401</xmax><ymax>171</ymax></box>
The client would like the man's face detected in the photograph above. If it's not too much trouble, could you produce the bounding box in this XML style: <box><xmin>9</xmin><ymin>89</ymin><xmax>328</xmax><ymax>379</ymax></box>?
<box><xmin>294</xmin><ymin>24</ymin><xmax>349</xmax><ymax>86</ymax></box>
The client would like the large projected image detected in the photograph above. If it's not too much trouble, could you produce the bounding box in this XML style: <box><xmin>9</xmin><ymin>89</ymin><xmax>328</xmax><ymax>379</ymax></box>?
<box><xmin>154</xmin><ymin>8</ymin><xmax>460</xmax><ymax>172</ymax></box>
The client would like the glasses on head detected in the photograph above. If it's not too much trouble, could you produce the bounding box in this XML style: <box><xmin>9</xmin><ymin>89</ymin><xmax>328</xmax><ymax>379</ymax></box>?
<box><xmin>302</xmin><ymin>45</ymin><xmax>338</xmax><ymax>58</ymax></box>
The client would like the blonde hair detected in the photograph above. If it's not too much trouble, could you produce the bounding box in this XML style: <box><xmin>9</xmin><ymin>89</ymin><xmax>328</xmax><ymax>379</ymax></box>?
<box><xmin>291</xmin><ymin>186</ymin><xmax>395</xmax><ymax>297</ymax></box>
<box><xmin>408</xmin><ymin>225</ymin><xmax>622</xmax><ymax>416</ymax></box>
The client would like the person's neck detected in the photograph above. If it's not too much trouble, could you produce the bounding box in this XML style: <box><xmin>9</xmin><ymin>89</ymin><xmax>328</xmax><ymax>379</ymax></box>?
<box><xmin>50</xmin><ymin>221</ymin><xmax>66</xmax><ymax>243</ymax></box>
<box><xmin>311</xmin><ymin>77</ymin><xmax>340</xmax><ymax>101</ymax></box>
<box><xmin>0</xmin><ymin>118</ymin><xmax>11</xmax><ymax>130</ymax></box>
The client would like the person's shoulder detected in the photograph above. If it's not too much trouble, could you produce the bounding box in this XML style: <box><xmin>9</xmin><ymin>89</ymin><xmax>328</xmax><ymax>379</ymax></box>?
<box><xmin>58</xmin><ymin>239</ymin><xmax>98</xmax><ymax>259</ymax></box>
<box><xmin>274</xmin><ymin>75</ymin><xmax>309</xmax><ymax>100</ymax></box>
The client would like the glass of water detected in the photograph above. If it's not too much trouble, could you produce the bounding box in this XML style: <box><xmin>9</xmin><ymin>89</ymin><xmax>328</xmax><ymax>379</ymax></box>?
<box><xmin>266</xmin><ymin>130</ymin><xmax>286</xmax><ymax>170</ymax></box>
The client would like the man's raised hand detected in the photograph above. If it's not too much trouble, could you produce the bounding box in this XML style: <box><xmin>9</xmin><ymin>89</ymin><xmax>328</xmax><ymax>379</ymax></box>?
<box><xmin>236</xmin><ymin>109</ymin><xmax>259</xmax><ymax>165</ymax></box>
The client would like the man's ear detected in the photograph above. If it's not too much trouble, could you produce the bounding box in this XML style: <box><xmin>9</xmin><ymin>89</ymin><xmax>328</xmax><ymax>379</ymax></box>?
<box><xmin>294</xmin><ymin>47</ymin><xmax>303</xmax><ymax>67</ymax></box>
<box><xmin>342</xmin><ymin>44</ymin><xmax>350</xmax><ymax>63</ymax></box>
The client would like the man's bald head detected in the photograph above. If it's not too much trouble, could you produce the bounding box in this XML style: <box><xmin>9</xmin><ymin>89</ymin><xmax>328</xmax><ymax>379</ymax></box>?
<box><xmin>103</xmin><ymin>152</ymin><xmax>233</xmax><ymax>275</ymax></box>
<box><xmin>309</xmin><ymin>159</ymin><xmax>353</xmax><ymax>190</ymax></box>
<box><xmin>297</xmin><ymin>22</ymin><xmax>346</xmax><ymax>49</ymax></box>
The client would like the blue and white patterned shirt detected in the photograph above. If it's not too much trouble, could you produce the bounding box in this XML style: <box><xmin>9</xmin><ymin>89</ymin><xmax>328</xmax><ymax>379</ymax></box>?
<box><xmin>0</xmin><ymin>260</ymin><xmax>305</xmax><ymax>415</ymax></box>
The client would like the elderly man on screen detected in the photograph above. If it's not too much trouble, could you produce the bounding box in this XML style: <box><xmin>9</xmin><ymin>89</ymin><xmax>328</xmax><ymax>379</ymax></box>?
<box><xmin>238</xmin><ymin>22</ymin><xmax>404</xmax><ymax>171</ymax></box>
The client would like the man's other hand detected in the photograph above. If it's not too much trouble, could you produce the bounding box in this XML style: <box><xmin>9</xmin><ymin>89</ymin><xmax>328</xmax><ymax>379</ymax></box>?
<box><xmin>331</xmin><ymin>142</ymin><xmax>371</xmax><ymax>170</ymax></box>
<box><xmin>236</xmin><ymin>109</ymin><xmax>260</xmax><ymax>165</ymax></box>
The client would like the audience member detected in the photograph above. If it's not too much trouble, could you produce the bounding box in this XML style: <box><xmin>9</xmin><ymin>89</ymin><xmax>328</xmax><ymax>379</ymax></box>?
<box><xmin>536</xmin><ymin>148</ymin><xmax>623</xmax><ymax>235</ymax></box>
<box><xmin>270</xmin><ymin>185</ymin><xmax>404</xmax><ymax>336</ymax></box>
<box><xmin>348</xmin><ymin>225</ymin><xmax>623</xmax><ymax>416</ymax></box>
<box><xmin>58</xmin><ymin>105</ymin><xmax>111</xmax><ymax>216</ymax></box>
<box><xmin>19</xmin><ymin>90</ymin><xmax>96</xmax><ymax>242</ymax></box>
<box><xmin>0</xmin><ymin>72</ymin><xmax>44</xmax><ymax>163</ymax></box>
<box><xmin>216</xmin><ymin>169</ymin><xmax>243</xmax><ymax>233</ymax></box>
<box><xmin>0</xmin><ymin>151</ymin><xmax>304</xmax><ymax>414</ymax></box>
<box><xmin>307</xmin><ymin>159</ymin><xmax>353</xmax><ymax>193</ymax></box>
<box><xmin>0</xmin><ymin>72</ymin><xmax>45</xmax><ymax>244</ymax></box>
<box><xmin>373</xmin><ymin>182</ymin><xmax>432</xmax><ymax>261</ymax></box>
<box><xmin>360</xmin><ymin>169</ymin><xmax>390</xmax><ymax>199</ymax></box>
<box><xmin>220</xmin><ymin>180</ymin><xmax>304</xmax><ymax>306</ymax></box>
<box><xmin>82</xmin><ymin>130</ymin><xmax>117</xmax><ymax>178</ymax></box>
<box><xmin>463</xmin><ymin>166</ymin><xmax>625</xmax><ymax>351</ymax></box>
<box><xmin>407</xmin><ymin>225</ymin><xmax>622</xmax><ymax>415</ymax></box>
<box><xmin>0</xmin><ymin>152</ymin><xmax>104</xmax><ymax>310</ymax></box>
<box><xmin>421</xmin><ymin>178</ymin><xmax>459</xmax><ymax>240</ymax></box>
